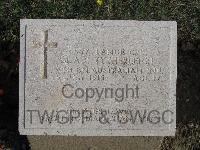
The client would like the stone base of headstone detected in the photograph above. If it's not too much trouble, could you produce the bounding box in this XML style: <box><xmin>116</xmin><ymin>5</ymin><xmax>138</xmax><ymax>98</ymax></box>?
<box><xmin>28</xmin><ymin>136</ymin><xmax>163</xmax><ymax>150</ymax></box>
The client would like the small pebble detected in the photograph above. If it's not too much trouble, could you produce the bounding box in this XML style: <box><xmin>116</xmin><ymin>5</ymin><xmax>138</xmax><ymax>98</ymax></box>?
<box><xmin>0</xmin><ymin>89</ymin><xmax>4</xmax><ymax>96</ymax></box>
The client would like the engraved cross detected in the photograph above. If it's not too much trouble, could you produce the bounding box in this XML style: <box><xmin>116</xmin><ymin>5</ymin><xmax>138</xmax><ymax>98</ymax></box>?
<box><xmin>32</xmin><ymin>30</ymin><xmax>57</xmax><ymax>79</ymax></box>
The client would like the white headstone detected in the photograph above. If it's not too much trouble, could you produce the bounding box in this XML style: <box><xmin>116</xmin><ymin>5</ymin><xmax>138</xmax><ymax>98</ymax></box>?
<box><xmin>19</xmin><ymin>19</ymin><xmax>177</xmax><ymax>136</ymax></box>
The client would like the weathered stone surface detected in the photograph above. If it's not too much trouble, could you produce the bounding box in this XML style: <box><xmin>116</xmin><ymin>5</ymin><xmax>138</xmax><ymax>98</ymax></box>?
<box><xmin>19</xmin><ymin>20</ymin><xmax>177</xmax><ymax>136</ymax></box>
<box><xmin>27</xmin><ymin>136</ymin><xmax>163</xmax><ymax>150</ymax></box>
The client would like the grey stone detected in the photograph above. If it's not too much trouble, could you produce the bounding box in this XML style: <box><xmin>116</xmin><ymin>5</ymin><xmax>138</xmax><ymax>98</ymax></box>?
<box><xmin>27</xmin><ymin>136</ymin><xmax>163</xmax><ymax>150</ymax></box>
<box><xmin>19</xmin><ymin>20</ymin><xmax>177</xmax><ymax>136</ymax></box>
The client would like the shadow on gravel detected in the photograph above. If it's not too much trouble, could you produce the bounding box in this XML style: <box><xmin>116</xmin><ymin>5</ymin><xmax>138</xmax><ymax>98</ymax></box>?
<box><xmin>0</xmin><ymin>42</ymin><xmax>30</xmax><ymax>150</ymax></box>
<box><xmin>161</xmin><ymin>40</ymin><xmax>200</xmax><ymax>150</ymax></box>
<box><xmin>177</xmin><ymin>40</ymin><xmax>200</xmax><ymax>123</ymax></box>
